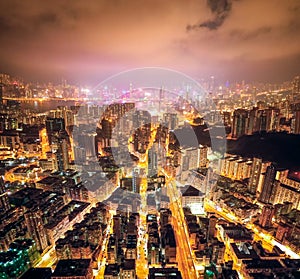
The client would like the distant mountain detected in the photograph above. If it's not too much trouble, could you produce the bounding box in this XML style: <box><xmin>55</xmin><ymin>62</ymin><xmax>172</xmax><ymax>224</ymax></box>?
<box><xmin>227</xmin><ymin>132</ymin><xmax>300</xmax><ymax>169</ymax></box>
<box><xmin>173</xmin><ymin>126</ymin><xmax>300</xmax><ymax>169</ymax></box>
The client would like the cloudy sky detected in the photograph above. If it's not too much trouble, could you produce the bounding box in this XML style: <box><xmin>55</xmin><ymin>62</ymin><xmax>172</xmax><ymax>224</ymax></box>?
<box><xmin>0</xmin><ymin>0</ymin><xmax>299</xmax><ymax>84</ymax></box>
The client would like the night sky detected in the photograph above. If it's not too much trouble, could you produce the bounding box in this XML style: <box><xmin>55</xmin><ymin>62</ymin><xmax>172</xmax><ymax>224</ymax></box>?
<box><xmin>0</xmin><ymin>0</ymin><xmax>299</xmax><ymax>84</ymax></box>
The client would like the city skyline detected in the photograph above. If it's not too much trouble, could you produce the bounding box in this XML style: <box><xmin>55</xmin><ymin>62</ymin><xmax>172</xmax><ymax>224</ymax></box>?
<box><xmin>1</xmin><ymin>1</ymin><xmax>300</xmax><ymax>278</ymax></box>
<box><xmin>0</xmin><ymin>0</ymin><xmax>299</xmax><ymax>84</ymax></box>
<box><xmin>1</xmin><ymin>77</ymin><xmax>300</xmax><ymax>278</ymax></box>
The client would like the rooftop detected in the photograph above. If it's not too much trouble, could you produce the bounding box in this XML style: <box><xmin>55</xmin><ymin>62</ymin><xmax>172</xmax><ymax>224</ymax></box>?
<box><xmin>149</xmin><ymin>267</ymin><xmax>182</xmax><ymax>279</ymax></box>
<box><xmin>9</xmin><ymin>238</ymin><xmax>35</xmax><ymax>250</ymax></box>
<box><xmin>122</xmin><ymin>259</ymin><xmax>135</xmax><ymax>270</ymax></box>
<box><xmin>230</xmin><ymin>242</ymin><xmax>259</xmax><ymax>260</ymax></box>
<box><xmin>181</xmin><ymin>185</ymin><xmax>204</xmax><ymax>197</ymax></box>
<box><xmin>20</xmin><ymin>268</ymin><xmax>52</xmax><ymax>279</ymax></box>
<box><xmin>222</xmin><ymin>225</ymin><xmax>253</xmax><ymax>241</ymax></box>
<box><xmin>242</xmin><ymin>259</ymin><xmax>283</xmax><ymax>269</ymax></box>
<box><xmin>37</xmin><ymin>175</ymin><xmax>63</xmax><ymax>185</ymax></box>
<box><xmin>282</xmin><ymin>258</ymin><xmax>300</xmax><ymax>269</ymax></box>
<box><xmin>104</xmin><ymin>264</ymin><xmax>120</xmax><ymax>276</ymax></box>
<box><xmin>52</xmin><ymin>259</ymin><xmax>91</xmax><ymax>277</ymax></box>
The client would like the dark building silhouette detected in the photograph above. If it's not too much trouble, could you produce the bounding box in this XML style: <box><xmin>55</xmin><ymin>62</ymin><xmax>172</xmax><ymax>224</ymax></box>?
<box><xmin>258</xmin><ymin>164</ymin><xmax>277</xmax><ymax>204</ymax></box>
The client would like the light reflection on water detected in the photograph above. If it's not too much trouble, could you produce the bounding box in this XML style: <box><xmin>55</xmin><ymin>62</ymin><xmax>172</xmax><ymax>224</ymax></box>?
<box><xmin>20</xmin><ymin>100</ymin><xmax>78</xmax><ymax>112</ymax></box>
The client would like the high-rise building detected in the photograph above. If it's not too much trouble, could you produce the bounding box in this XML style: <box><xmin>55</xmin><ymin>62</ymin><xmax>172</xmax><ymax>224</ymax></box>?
<box><xmin>78</xmin><ymin>132</ymin><xmax>96</xmax><ymax>158</ymax></box>
<box><xmin>0</xmin><ymin>176</ymin><xmax>10</xmax><ymax>214</ymax></box>
<box><xmin>52</xmin><ymin>259</ymin><xmax>92</xmax><ymax>279</ymax></box>
<box><xmin>259</xmin><ymin>204</ymin><xmax>275</xmax><ymax>228</ymax></box>
<box><xmin>276</xmin><ymin>222</ymin><xmax>292</xmax><ymax>242</ymax></box>
<box><xmin>113</xmin><ymin>215</ymin><xmax>122</xmax><ymax>240</ymax></box>
<box><xmin>291</xmin><ymin>109</ymin><xmax>300</xmax><ymax>134</ymax></box>
<box><xmin>257</xmin><ymin>110</ymin><xmax>268</xmax><ymax>132</ymax></box>
<box><xmin>0</xmin><ymin>250</ymin><xmax>29</xmax><ymax>279</ymax></box>
<box><xmin>181</xmin><ymin>147</ymin><xmax>199</xmax><ymax>171</ymax></box>
<box><xmin>132</xmin><ymin>110</ymin><xmax>151</xmax><ymax>128</ymax></box>
<box><xmin>9</xmin><ymin>238</ymin><xmax>41</xmax><ymax>266</ymax></box>
<box><xmin>120</xmin><ymin>259</ymin><xmax>136</xmax><ymax>279</ymax></box>
<box><xmin>55</xmin><ymin>137</ymin><xmax>70</xmax><ymax>171</ymax></box>
<box><xmin>45</xmin><ymin>117</ymin><xmax>65</xmax><ymax>145</ymax></box>
<box><xmin>0</xmin><ymin>131</ymin><xmax>20</xmax><ymax>150</ymax></box>
<box><xmin>100</xmin><ymin>119</ymin><xmax>113</xmax><ymax>139</ymax></box>
<box><xmin>208</xmin><ymin>215</ymin><xmax>218</xmax><ymax>240</ymax></box>
<box><xmin>272</xmin><ymin>181</ymin><xmax>300</xmax><ymax>210</ymax></box>
<box><xmin>248</xmin><ymin>158</ymin><xmax>262</xmax><ymax>194</ymax></box>
<box><xmin>255</xmin><ymin>109</ymin><xmax>279</xmax><ymax>132</ymax></box>
<box><xmin>24</xmin><ymin>209</ymin><xmax>49</xmax><ymax>252</ymax></box>
<box><xmin>148</xmin><ymin>146</ymin><xmax>158</xmax><ymax>177</ymax></box>
<box><xmin>223</xmin><ymin>111</ymin><xmax>231</xmax><ymax>127</ymax></box>
<box><xmin>74</xmin><ymin>146</ymin><xmax>86</xmax><ymax>164</ymax></box>
<box><xmin>163</xmin><ymin>113</ymin><xmax>178</xmax><ymax>130</ymax></box>
<box><xmin>247</xmin><ymin>107</ymin><xmax>258</xmax><ymax>134</ymax></box>
<box><xmin>0</xmin><ymin>83</ymin><xmax>3</xmax><ymax>110</ymax></box>
<box><xmin>49</xmin><ymin>107</ymin><xmax>75</xmax><ymax>132</ymax></box>
<box><xmin>231</xmin><ymin>109</ymin><xmax>248</xmax><ymax>138</ymax></box>
<box><xmin>258</xmin><ymin>164</ymin><xmax>277</xmax><ymax>204</ymax></box>
<box><xmin>132</xmin><ymin>168</ymin><xmax>140</xmax><ymax>193</ymax></box>
<box><xmin>103</xmin><ymin>103</ymin><xmax>135</xmax><ymax>120</ymax></box>
<box><xmin>198</xmin><ymin>145</ymin><xmax>208</xmax><ymax>168</ymax></box>
<box><xmin>292</xmin><ymin>76</ymin><xmax>300</xmax><ymax>102</ymax></box>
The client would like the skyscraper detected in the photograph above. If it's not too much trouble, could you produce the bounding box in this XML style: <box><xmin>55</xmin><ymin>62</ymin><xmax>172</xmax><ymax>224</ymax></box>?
<box><xmin>0</xmin><ymin>176</ymin><xmax>10</xmax><ymax>214</ymax></box>
<box><xmin>132</xmin><ymin>110</ymin><xmax>151</xmax><ymax>129</ymax></box>
<box><xmin>0</xmin><ymin>82</ymin><xmax>3</xmax><ymax>110</ymax></box>
<box><xmin>258</xmin><ymin>164</ymin><xmax>277</xmax><ymax>204</ymax></box>
<box><xmin>247</xmin><ymin>107</ymin><xmax>258</xmax><ymax>134</ymax></box>
<box><xmin>78</xmin><ymin>132</ymin><xmax>96</xmax><ymax>158</ymax></box>
<box><xmin>198</xmin><ymin>145</ymin><xmax>208</xmax><ymax>168</ymax></box>
<box><xmin>292</xmin><ymin>76</ymin><xmax>300</xmax><ymax>102</ymax></box>
<box><xmin>208</xmin><ymin>215</ymin><xmax>217</xmax><ymax>240</ymax></box>
<box><xmin>248</xmin><ymin>158</ymin><xmax>262</xmax><ymax>194</ymax></box>
<box><xmin>100</xmin><ymin>119</ymin><xmax>113</xmax><ymax>139</ymax></box>
<box><xmin>256</xmin><ymin>109</ymin><xmax>279</xmax><ymax>132</ymax></box>
<box><xmin>132</xmin><ymin>168</ymin><xmax>140</xmax><ymax>193</ymax></box>
<box><xmin>46</xmin><ymin>117</ymin><xmax>65</xmax><ymax>135</ymax></box>
<box><xmin>181</xmin><ymin>147</ymin><xmax>198</xmax><ymax>171</ymax></box>
<box><xmin>24</xmin><ymin>209</ymin><xmax>48</xmax><ymax>252</ymax></box>
<box><xmin>148</xmin><ymin>146</ymin><xmax>158</xmax><ymax>177</ymax></box>
<box><xmin>45</xmin><ymin>117</ymin><xmax>66</xmax><ymax>145</ymax></box>
<box><xmin>292</xmin><ymin>109</ymin><xmax>300</xmax><ymax>134</ymax></box>
<box><xmin>231</xmin><ymin>109</ymin><xmax>248</xmax><ymax>138</ymax></box>
<box><xmin>55</xmin><ymin>136</ymin><xmax>69</xmax><ymax>171</ymax></box>
<box><xmin>163</xmin><ymin>113</ymin><xmax>178</xmax><ymax>130</ymax></box>
<box><xmin>259</xmin><ymin>204</ymin><xmax>275</xmax><ymax>228</ymax></box>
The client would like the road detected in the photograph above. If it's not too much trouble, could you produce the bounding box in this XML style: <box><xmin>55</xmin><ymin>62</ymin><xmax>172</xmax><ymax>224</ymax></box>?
<box><xmin>162</xmin><ymin>168</ymin><xmax>198</xmax><ymax>279</ymax></box>
<box><xmin>204</xmin><ymin>199</ymin><xmax>300</xmax><ymax>260</ymax></box>
<box><xmin>136</xmin><ymin>176</ymin><xmax>149</xmax><ymax>279</ymax></box>
<box><xmin>35</xmin><ymin>246</ymin><xmax>57</xmax><ymax>268</ymax></box>
<box><xmin>94</xmin><ymin>212</ymin><xmax>113</xmax><ymax>279</ymax></box>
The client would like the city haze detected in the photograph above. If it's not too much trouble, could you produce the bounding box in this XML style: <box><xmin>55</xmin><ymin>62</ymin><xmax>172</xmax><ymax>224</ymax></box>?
<box><xmin>0</xmin><ymin>0</ymin><xmax>299</xmax><ymax>83</ymax></box>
